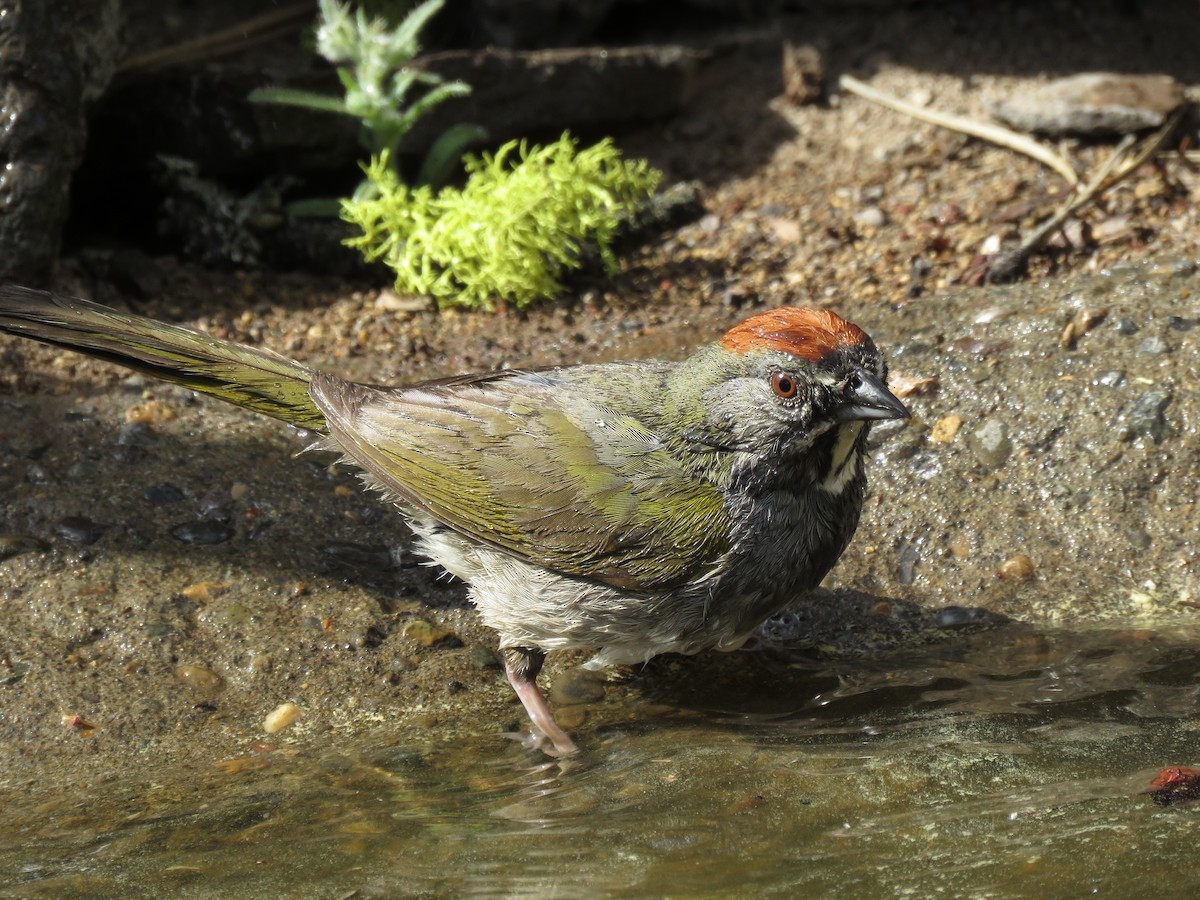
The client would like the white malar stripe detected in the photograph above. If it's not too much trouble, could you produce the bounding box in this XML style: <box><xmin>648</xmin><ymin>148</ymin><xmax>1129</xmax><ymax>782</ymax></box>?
<box><xmin>821</xmin><ymin>421</ymin><xmax>864</xmax><ymax>494</ymax></box>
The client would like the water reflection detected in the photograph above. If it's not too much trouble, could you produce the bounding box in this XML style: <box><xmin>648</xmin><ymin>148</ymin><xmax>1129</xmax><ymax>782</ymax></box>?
<box><xmin>3</xmin><ymin>625</ymin><xmax>1200</xmax><ymax>898</ymax></box>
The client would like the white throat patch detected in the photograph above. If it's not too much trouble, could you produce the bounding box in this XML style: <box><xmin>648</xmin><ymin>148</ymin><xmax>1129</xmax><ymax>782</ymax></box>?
<box><xmin>821</xmin><ymin>421</ymin><xmax>864</xmax><ymax>494</ymax></box>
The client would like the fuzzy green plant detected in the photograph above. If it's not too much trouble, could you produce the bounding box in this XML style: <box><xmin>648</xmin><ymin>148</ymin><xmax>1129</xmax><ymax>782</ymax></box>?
<box><xmin>250</xmin><ymin>0</ymin><xmax>478</xmax><ymax>200</ymax></box>
<box><xmin>341</xmin><ymin>133</ymin><xmax>662</xmax><ymax>309</ymax></box>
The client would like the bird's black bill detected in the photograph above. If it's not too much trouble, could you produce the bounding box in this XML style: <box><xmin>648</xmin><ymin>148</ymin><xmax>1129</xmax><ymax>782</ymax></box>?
<box><xmin>834</xmin><ymin>369</ymin><xmax>910</xmax><ymax>422</ymax></box>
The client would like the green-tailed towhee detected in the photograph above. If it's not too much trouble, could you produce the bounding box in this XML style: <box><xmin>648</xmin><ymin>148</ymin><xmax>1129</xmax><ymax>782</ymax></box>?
<box><xmin>0</xmin><ymin>285</ymin><xmax>908</xmax><ymax>754</ymax></box>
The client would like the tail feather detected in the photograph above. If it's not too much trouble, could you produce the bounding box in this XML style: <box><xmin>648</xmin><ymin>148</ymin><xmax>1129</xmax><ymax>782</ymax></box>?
<box><xmin>0</xmin><ymin>284</ymin><xmax>327</xmax><ymax>432</ymax></box>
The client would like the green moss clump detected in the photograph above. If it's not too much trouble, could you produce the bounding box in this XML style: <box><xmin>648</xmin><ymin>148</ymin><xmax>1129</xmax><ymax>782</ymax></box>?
<box><xmin>341</xmin><ymin>133</ymin><xmax>662</xmax><ymax>309</ymax></box>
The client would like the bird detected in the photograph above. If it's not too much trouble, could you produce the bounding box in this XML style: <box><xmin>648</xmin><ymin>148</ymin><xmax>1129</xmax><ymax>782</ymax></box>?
<box><xmin>0</xmin><ymin>284</ymin><xmax>909</xmax><ymax>754</ymax></box>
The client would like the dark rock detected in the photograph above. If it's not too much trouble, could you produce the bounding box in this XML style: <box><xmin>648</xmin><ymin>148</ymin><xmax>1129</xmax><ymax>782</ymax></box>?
<box><xmin>55</xmin><ymin>516</ymin><xmax>106</xmax><ymax>545</ymax></box>
<box><xmin>143</xmin><ymin>482</ymin><xmax>186</xmax><ymax>506</ymax></box>
<box><xmin>171</xmin><ymin>521</ymin><xmax>235</xmax><ymax>545</ymax></box>
<box><xmin>0</xmin><ymin>1</ymin><xmax>120</xmax><ymax>280</ymax></box>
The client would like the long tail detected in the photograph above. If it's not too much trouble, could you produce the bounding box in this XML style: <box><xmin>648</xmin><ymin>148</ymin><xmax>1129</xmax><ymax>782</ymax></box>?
<box><xmin>0</xmin><ymin>284</ymin><xmax>328</xmax><ymax>432</ymax></box>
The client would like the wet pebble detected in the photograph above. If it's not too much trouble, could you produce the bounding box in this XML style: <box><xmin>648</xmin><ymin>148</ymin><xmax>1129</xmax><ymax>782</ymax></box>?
<box><xmin>1118</xmin><ymin>390</ymin><xmax>1172</xmax><ymax>443</ymax></box>
<box><xmin>1138</xmin><ymin>335</ymin><xmax>1171</xmax><ymax>356</ymax></box>
<box><xmin>854</xmin><ymin>206</ymin><xmax>887</xmax><ymax>228</ymax></box>
<box><xmin>402</xmin><ymin>619</ymin><xmax>456</xmax><ymax>647</ymax></box>
<box><xmin>196</xmin><ymin>489</ymin><xmax>234</xmax><ymax>522</ymax></box>
<box><xmin>549</xmin><ymin>668</ymin><xmax>607</xmax><ymax>706</ymax></box>
<box><xmin>468</xmin><ymin>646</ymin><xmax>501</xmax><ymax>669</ymax></box>
<box><xmin>181</xmin><ymin>581</ymin><xmax>230</xmax><ymax>601</ymax></box>
<box><xmin>1111</xmin><ymin>317</ymin><xmax>1139</xmax><ymax>335</ymax></box>
<box><xmin>930</xmin><ymin>415</ymin><xmax>962</xmax><ymax>444</ymax></box>
<box><xmin>263</xmin><ymin>702</ymin><xmax>301</xmax><ymax>734</ymax></box>
<box><xmin>25</xmin><ymin>463</ymin><xmax>50</xmax><ymax>484</ymax></box>
<box><xmin>171</xmin><ymin>521</ymin><xmax>235</xmax><ymax>545</ymax></box>
<box><xmin>998</xmin><ymin>554</ymin><xmax>1036</xmax><ymax>581</ymax></box>
<box><xmin>174</xmin><ymin>665</ymin><xmax>224</xmax><ymax>694</ymax></box>
<box><xmin>125</xmin><ymin>400</ymin><xmax>177</xmax><ymax>425</ymax></box>
<box><xmin>896</xmin><ymin>538</ymin><xmax>921</xmax><ymax>585</ymax></box>
<box><xmin>1166</xmin><ymin>315</ymin><xmax>1199</xmax><ymax>332</ymax></box>
<box><xmin>0</xmin><ymin>533</ymin><xmax>50</xmax><ymax>561</ymax></box>
<box><xmin>55</xmin><ymin>516</ymin><xmax>106</xmax><ymax>545</ymax></box>
<box><xmin>210</xmin><ymin>603</ymin><xmax>252</xmax><ymax>627</ymax></box>
<box><xmin>144</xmin><ymin>482</ymin><xmax>186</xmax><ymax>506</ymax></box>
<box><xmin>0</xmin><ymin>659</ymin><xmax>31</xmax><ymax>685</ymax></box>
<box><xmin>966</xmin><ymin>419</ymin><xmax>1013</xmax><ymax>469</ymax></box>
<box><xmin>115</xmin><ymin>422</ymin><xmax>158</xmax><ymax>447</ymax></box>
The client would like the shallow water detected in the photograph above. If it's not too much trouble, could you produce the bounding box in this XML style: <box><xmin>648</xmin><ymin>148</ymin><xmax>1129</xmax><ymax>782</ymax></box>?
<box><xmin>3</xmin><ymin>625</ymin><xmax>1199</xmax><ymax>898</ymax></box>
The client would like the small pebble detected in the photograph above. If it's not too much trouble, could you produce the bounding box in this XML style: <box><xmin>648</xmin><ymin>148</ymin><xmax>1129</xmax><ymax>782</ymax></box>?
<box><xmin>1138</xmin><ymin>336</ymin><xmax>1171</xmax><ymax>356</ymax></box>
<box><xmin>229</xmin><ymin>482</ymin><xmax>249</xmax><ymax>502</ymax></box>
<box><xmin>175</xmin><ymin>665</ymin><xmax>224</xmax><ymax>694</ymax></box>
<box><xmin>0</xmin><ymin>534</ymin><xmax>50</xmax><ymax>562</ymax></box>
<box><xmin>125</xmin><ymin>400</ymin><xmax>177</xmax><ymax>425</ymax></box>
<box><xmin>55</xmin><ymin>516</ymin><xmax>105</xmax><ymax>545</ymax></box>
<box><xmin>948</xmin><ymin>533</ymin><xmax>972</xmax><ymax>558</ymax></box>
<box><xmin>402</xmin><ymin>619</ymin><xmax>455</xmax><ymax>647</ymax></box>
<box><xmin>549</xmin><ymin>668</ymin><xmax>607</xmax><ymax>706</ymax></box>
<box><xmin>1119</xmin><ymin>390</ymin><xmax>1172</xmax><ymax>443</ymax></box>
<box><xmin>143</xmin><ymin>482</ymin><xmax>186</xmax><ymax>506</ymax></box>
<box><xmin>210</xmin><ymin>603</ymin><xmax>252</xmax><ymax>627</ymax></box>
<box><xmin>930</xmin><ymin>415</ymin><xmax>962</xmax><ymax>444</ymax></box>
<box><xmin>115</xmin><ymin>422</ymin><xmax>158</xmax><ymax>447</ymax></box>
<box><xmin>889</xmin><ymin>373</ymin><xmax>939</xmax><ymax>398</ymax></box>
<box><xmin>967</xmin><ymin>419</ymin><xmax>1013</xmax><ymax>469</ymax></box>
<box><xmin>998</xmin><ymin>554</ymin><xmax>1036</xmax><ymax>581</ymax></box>
<box><xmin>171</xmin><ymin>521</ymin><xmax>235</xmax><ymax>545</ymax></box>
<box><xmin>468</xmin><ymin>646</ymin><xmax>501</xmax><ymax>669</ymax></box>
<box><xmin>180</xmin><ymin>581</ymin><xmax>231</xmax><ymax>601</ymax></box>
<box><xmin>854</xmin><ymin>206</ymin><xmax>887</xmax><ymax>228</ymax></box>
<box><xmin>896</xmin><ymin>539</ymin><xmax>921</xmax><ymax>585</ymax></box>
<box><xmin>263</xmin><ymin>702</ymin><xmax>300</xmax><ymax>734</ymax></box>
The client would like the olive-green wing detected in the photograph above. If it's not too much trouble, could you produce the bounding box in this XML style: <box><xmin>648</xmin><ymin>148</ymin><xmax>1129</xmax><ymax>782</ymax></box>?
<box><xmin>310</xmin><ymin>369</ymin><xmax>731</xmax><ymax>592</ymax></box>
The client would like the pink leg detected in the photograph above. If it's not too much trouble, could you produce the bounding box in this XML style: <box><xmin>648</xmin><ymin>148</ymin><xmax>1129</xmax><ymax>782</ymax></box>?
<box><xmin>503</xmin><ymin>648</ymin><xmax>580</xmax><ymax>756</ymax></box>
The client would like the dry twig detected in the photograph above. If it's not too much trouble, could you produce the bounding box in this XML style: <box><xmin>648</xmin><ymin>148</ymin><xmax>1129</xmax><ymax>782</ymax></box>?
<box><xmin>983</xmin><ymin>105</ymin><xmax>1186</xmax><ymax>281</ymax></box>
<box><xmin>838</xmin><ymin>73</ymin><xmax>1080</xmax><ymax>186</ymax></box>
<box><xmin>118</xmin><ymin>2</ymin><xmax>316</xmax><ymax>76</ymax></box>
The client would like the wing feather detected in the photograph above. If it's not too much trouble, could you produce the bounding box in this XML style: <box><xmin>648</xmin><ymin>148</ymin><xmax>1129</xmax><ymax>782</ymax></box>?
<box><xmin>309</xmin><ymin>368</ymin><xmax>731</xmax><ymax>592</ymax></box>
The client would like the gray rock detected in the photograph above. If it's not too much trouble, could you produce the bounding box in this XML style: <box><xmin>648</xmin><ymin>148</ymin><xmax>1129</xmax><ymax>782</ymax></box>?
<box><xmin>966</xmin><ymin>418</ymin><xmax>1013</xmax><ymax>469</ymax></box>
<box><xmin>993</xmin><ymin>73</ymin><xmax>1184</xmax><ymax>137</ymax></box>
<box><xmin>1118</xmin><ymin>390</ymin><xmax>1172</xmax><ymax>444</ymax></box>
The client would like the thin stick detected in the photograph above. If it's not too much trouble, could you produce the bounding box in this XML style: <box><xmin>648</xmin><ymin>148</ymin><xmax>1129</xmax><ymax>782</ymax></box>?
<box><xmin>983</xmin><ymin>105</ymin><xmax>1186</xmax><ymax>281</ymax></box>
<box><xmin>838</xmin><ymin>73</ymin><xmax>1080</xmax><ymax>187</ymax></box>
<box><xmin>118</xmin><ymin>2</ymin><xmax>316</xmax><ymax>75</ymax></box>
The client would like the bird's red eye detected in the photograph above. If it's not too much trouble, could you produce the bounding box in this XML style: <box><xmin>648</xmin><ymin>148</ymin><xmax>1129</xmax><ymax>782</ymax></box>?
<box><xmin>771</xmin><ymin>372</ymin><xmax>798</xmax><ymax>399</ymax></box>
